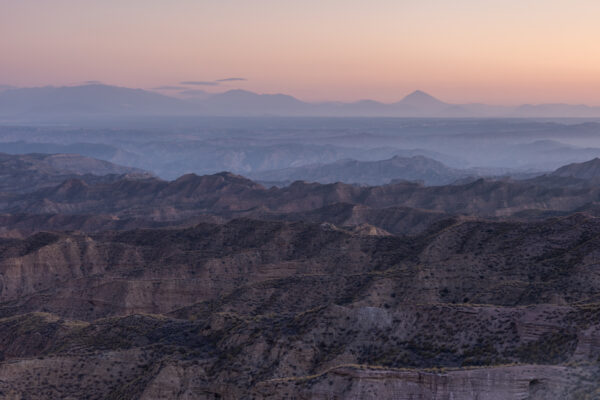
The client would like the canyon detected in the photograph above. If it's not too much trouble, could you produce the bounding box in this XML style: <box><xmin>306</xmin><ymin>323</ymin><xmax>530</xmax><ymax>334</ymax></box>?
<box><xmin>0</xmin><ymin>153</ymin><xmax>598</xmax><ymax>398</ymax></box>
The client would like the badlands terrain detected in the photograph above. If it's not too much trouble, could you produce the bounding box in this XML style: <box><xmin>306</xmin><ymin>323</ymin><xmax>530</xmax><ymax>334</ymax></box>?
<box><xmin>0</xmin><ymin>151</ymin><xmax>598</xmax><ymax>398</ymax></box>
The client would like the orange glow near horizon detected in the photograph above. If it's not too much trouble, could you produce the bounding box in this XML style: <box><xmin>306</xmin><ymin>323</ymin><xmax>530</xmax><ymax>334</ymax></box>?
<box><xmin>1</xmin><ymin>0</ymin><xmax>600</xmax><ymax>105</ymax></box>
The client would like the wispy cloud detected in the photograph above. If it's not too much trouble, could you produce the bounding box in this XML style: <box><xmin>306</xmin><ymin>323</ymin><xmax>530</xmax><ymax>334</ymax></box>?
<box><xmin>84</xmin><ymin>80</ymin><xmax>103</xmax><ymax>85</ymax></box>
<box><xmin>181</xmin><ymin>81</ymin><xmax>220</xmax><ymax>86</ymax></box>
<box><xmin>0</xmin><ymin>84</ymin><xmax>15</xmax><ymax>91</ymax></box>
<box><xmin>216</xmin><ymin>77</ymin><xmax>247</xmax><ymax>82</ymax></box>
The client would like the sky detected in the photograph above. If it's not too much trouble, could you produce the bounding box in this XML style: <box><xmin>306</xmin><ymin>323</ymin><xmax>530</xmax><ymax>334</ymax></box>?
<box><xmin>1</xmin><ymin>0</ymin><xmax>600</xmax><ymax>105</ymax></box>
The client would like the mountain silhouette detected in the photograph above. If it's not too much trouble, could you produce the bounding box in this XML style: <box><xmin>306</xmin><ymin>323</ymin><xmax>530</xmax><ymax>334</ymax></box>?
<box><xmin>3</xmin><ymin>84</ymin><xmax>600</xmax><ymax>118</ymax></box>
<box><xmin>397</xmin><ymin>90</ymin><xmax>448</xmax><ymax>108</ymax></box>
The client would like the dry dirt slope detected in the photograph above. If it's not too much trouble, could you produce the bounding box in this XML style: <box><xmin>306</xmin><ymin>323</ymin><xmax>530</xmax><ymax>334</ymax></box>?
<box><xmin>0</xmin><ymin>217</ymin><xmax>599</xmax><ymax>398</ymax></box>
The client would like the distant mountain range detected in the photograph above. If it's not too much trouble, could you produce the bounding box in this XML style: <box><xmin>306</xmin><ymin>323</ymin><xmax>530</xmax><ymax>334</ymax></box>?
<box><xmin>550</xmin><ymin>157</ymin><xmax>600</xmax><ymax>180</ymax></box>
<box><xmin>0</xmin><ymin>84</ymin><xmax>191</xmax><ymax>117</ymax></box>
<box><xmin>1</xmin><ymin>153</ymin><xmax>600</xmax><ymax>218</ymax></box>
<box><xmin>251</xmin><ymin>155</ymin><xmax>471</xmax><ymax>186</ymax></box>
<box><xmin>2</xmin><ymin>84</ymin><xmax>600</xmax><ymax>118</ymax></box>
<box><xmin>0</xmin><ymin>152</ymin><xmax>151</xmax><ymax>193</ymax></box>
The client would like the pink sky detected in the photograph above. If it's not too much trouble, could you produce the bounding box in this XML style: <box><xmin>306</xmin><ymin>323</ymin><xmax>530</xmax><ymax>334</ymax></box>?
<box><xmin>1</xmin><ymin>0</ymin><xmax>600</xmax><ymax>105</ymax></box>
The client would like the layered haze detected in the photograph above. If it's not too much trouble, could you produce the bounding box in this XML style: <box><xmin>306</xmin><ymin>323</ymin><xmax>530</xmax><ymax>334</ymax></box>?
<box><xmin>3</xmin><ymin>1</ymin><xmax>600</xmax><ymax>398</ymax></box>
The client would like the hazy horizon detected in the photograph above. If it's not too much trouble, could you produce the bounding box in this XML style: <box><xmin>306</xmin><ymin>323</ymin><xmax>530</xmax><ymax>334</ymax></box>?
<box><xmin>2</xmin><ymin>0</ymin><xmax>600</xmax><ymax>105</ymax></box>
<box><xmin>3</xmin><ymin>83</ymin><xmax>600</xmax><ymax>109</ymax></box>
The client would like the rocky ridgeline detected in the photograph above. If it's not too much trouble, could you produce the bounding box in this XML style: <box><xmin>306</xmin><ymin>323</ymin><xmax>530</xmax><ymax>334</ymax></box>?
<box><xmin>1</xmin><ymin>157</ymin><xmax>600</xmax><ymax>397</ymax></box>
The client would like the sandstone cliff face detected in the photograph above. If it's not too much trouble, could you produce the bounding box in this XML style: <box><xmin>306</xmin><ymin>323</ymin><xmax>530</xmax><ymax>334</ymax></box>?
<box><xmin>0</xmin><ymin>305</ymin><xmax>597</xmax><ymax>399</ymax></box>
<box><xmin>251</xmin><ymin>365</ymin><xmax>575</xmax><ymax>400</ymax></box>
<box><xmin>2</xmin><ymin>215</ymin><xmax>600</xmax><ymax>318</ymax></box>
<box><xmin>0</xmin><ymin>217</ymin><xmax>599</xmax><ymax>398</ymax></box>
